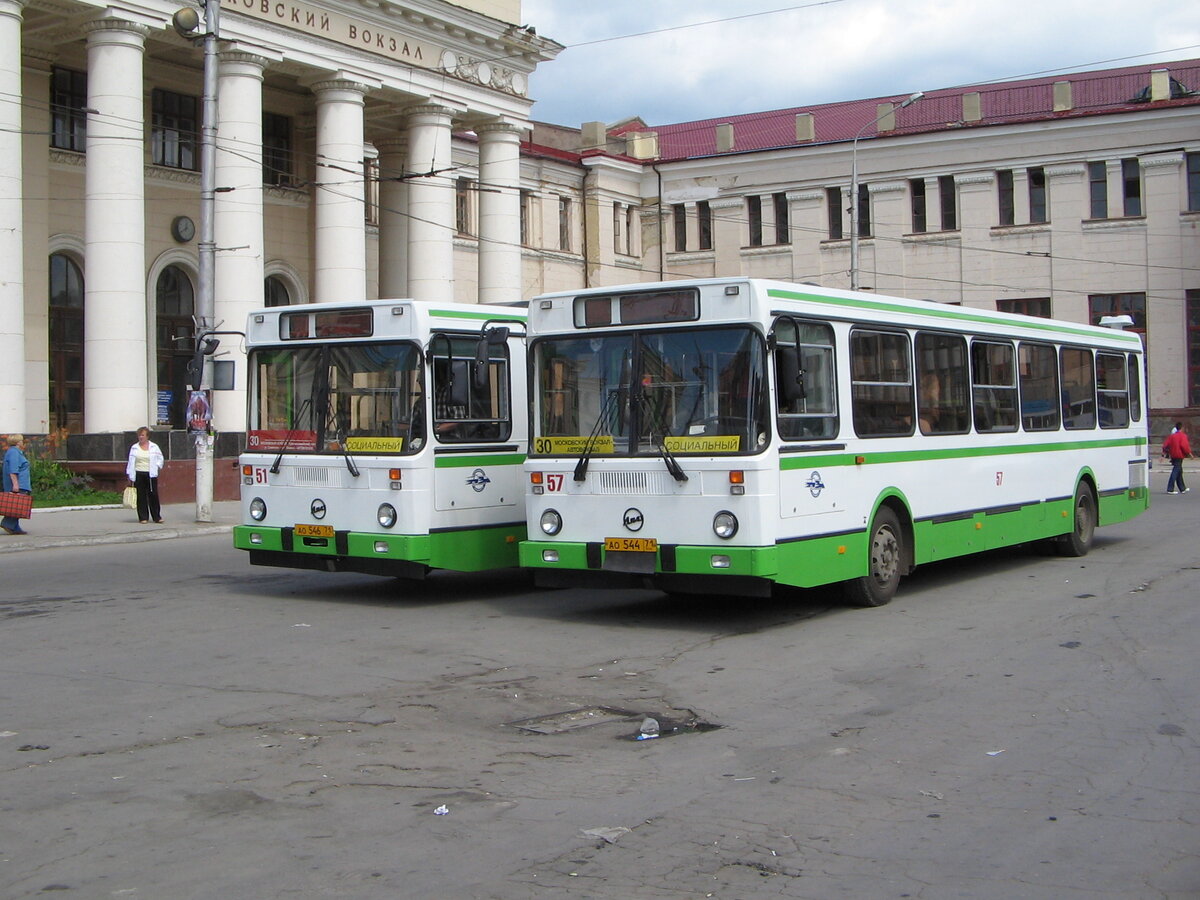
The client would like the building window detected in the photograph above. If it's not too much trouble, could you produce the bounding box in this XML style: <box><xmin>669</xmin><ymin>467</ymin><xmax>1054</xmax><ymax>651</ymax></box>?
<box><xmin>626</xmin><ymin>205</ymin><xmax>637</xmax><ymax>255</ymax></box>
<box><xmin>774</xmin><ymin>193</ymin><xmax>790</xmax><ymax>245</ymax></box>
<box><xmin>1088</xmin><ymin>292</ymin><xmax>1146</xmax><ymax>331</ymax></box>
<box><xmin>151</xmin><ymin>89</ymin><xmax>198</xmax><ymax>170</ymax></box>
<box><xmin>612</xmin><ymin>201</ymin><xmax>622</xmax><ymax>253</ymax></box>
<box><xmin>998</xmin><ymin>297</ymin><xmax>1052</xmax><ymax>318</ymax></box>
<box><xmin>826</xmin><ymin>187</ymin><xmax>843</xmax><ymax>239</ymax></box>
<box><xmin>519</xmin><ymin>190</ymin><xmax>532</xmax><ymax>246</ymax></box>
<box><xmin>672</xmin><ymin>203</ymin><xmax>687</xmax><ymax>252</ymax></box>
<box><xmin>1122</xmin><ymin>158</ymin><xmax>1142</xmax><ymax>217</ymax></box>
<box><xmin>1088</xmin><ymin>161</ymin><xmax>1108</xmax><ymax>219</ymax></box>
<box><xmin>364</xmin><ymin>156</ymin><xmax>379</xmax><ymax>226</ymax></box>
<box><xmin>1188</xmin><ymin>291</ymin><xmax>1200</xmax><ymax>406</ymax></box>
<box><xmin>1028</xmin><ymin>167</ymin><xmax>1047</xmax><ymax>224</ymax></box>
<box><xmin>50</xmin><ymin>67</ymin><xmax>87</xmax><ymax>152</ymax></box>
<box><xmin>997</xmin><ymin>169</ymin><xmax>1015</xmax><ymax>226</ymax></box>
<box><xmin>455</xmin><ymin>178</ymin><xmax>475</xmax><ymax>235</ymax></box>
<box><xmin>1188</xmin><ymin>153</ymin><xmax>1200</xmax><ymax>212</ymax></box>
<box><xmin>697</xmin><ymin>201</ymin><xmax>712</xmax><ymax>251</ymax></box>
<box><xmin>156</xmin><ymin>265</ymin><xmax>196</xmax><ymax>427</ymax></box>
<box><xmin>262</xmin><ymin>112</ymin><xmax>292</xmax><ymax>185</ymax></box>
<box><xmin>558</xmin><ymin>195</ymin><xmax>571</xmax><ymax>251</ymax></box>
<box><xmin>747</xmin><ymin>195</ymin><xmax>763</xmax><ymax>247</ymax></box>
<box><xmin>939</xmin><ymin>176</ymin><xmax>957</xmax><ymax>231</ymax></box>
<box><xmin>49</xmin><ymin>253</ymin><xmax>85</xmax><ymax>431</ymax></box>
<box><xmin>857</xmin><ymin>183</ymin><xmax>871</xmax><ymax>237</ymax></box>
<box><xmin>264</xmin><ymin>275</ymin><xmax>290</xmax><ymax>307</ymax></box>
<box><xmin>910</xmin><ymin>179</ymin><xmax>927</xmax><ymax>233</ymax></box>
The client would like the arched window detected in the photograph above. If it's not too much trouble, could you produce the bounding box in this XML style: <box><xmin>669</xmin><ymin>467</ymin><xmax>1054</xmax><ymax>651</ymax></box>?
<box><xmin>264</xmin><ymin>275</ymin><xmax>290</xmax><ymax>307</ymax></box>
<box><xmin>156</xmin><ymin>265</ymin><xmax>195</xmax><ymax>428</ymax></box>
<box><xmin>49</xmin><ymin>253</ymin><xmax>85</xmax><ymax>431</ymax></box>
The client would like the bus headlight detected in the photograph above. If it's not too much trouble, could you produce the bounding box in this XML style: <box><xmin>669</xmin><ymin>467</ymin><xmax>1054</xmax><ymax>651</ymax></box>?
<box><xmin>377</xmin><ymin>503</ymin><xmax>397</xmax><ymax>528</ymax></box>
<box><xmin>713</xmin><ymin>511</ymin><xmax>738</xmax><ymax>539</ymax></box>
<box><xmin>540</xmin><ymin>509</ymin><xmax>563</xmax><ymax>536</ymax></box>
<box><xmin>249</xmin><ymin>497</ymin><xmax>267</xmax><ymax>521</ymax></box>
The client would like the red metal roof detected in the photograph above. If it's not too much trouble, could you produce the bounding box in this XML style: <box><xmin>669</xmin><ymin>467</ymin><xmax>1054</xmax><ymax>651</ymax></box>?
<box><xmin>640</xmin><ymin>59</ymin><xmax>1200</xmax><ymax>162</ymax></box>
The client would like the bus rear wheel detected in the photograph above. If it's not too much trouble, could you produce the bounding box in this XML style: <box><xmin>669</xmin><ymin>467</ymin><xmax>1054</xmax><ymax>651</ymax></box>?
<box><xmin>845</xmin><ymin>507</ymin><xmax>904</xmax><ymax>607</ymax></box>
<box><xmin>1056</xmin><ymin>484</ymin><xmax>1096</xmax><ymax>557</ymax></box>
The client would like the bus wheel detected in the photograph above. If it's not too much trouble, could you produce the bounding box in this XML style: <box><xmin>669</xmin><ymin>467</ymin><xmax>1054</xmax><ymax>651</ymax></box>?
<box><xmin>1056</xmin><ymin>484</ymin><xmax>1096</xmax><ymax>557</ymax></box>
<box><xmin>845</xmin><ymin>507</ymin><xmax>904</xmax><ymax>607</ymax></box>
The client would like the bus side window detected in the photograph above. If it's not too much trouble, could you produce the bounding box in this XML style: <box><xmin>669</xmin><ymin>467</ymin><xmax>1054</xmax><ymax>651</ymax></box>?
<box><xmin>850</xmin><ymin>329</ymin><xmax>913</xmax><ymax>438</ymax></box>
<box><xmin>1060</xmin><ymin>347</ymin><xmax>1096</xmax><ymax>430</ymax></box>
<box><xmin>773</xmin><ymin>318</ymin><xmax>838</xmax><ymax>440</ymax></box>
<box><xmin>1096</xmin><ymin>351</ymin><xmax>1129</xmax><ymax>428</ymax></box>
<box><xmin>915</xmin><ymin>332</ymin><xmax>969</xmax><ymax>435</ymax></box>
<box><xmin>1127</xmin><ymin>353</ymin><xmax>1142</xmax><ymax>422</ymax></box>
<box><xmin>432</xmin><ymin>336</ymin><xmax>511</xmax><ymax>442</ymax></box>
<box><xmin>1018</xmin><ymin>342</ymin><xmax>1061</xmax><ymax>431</ymax></box>
<box><xmin>971</xmin><ymin>340</ymin><xmax>1018</xmax><ymax>433</ymax></box>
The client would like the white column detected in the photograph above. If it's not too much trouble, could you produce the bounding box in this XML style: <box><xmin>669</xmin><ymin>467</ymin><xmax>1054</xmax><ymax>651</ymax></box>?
<box><xmin>312</xmin><ymin>79</ymin><xmax>368</xmax><ymax>303</ymax></box>
<box><xmin>83</xmin><ymin>17</ymin><xmax>149</xmax><ymax>432</ymax></box>
<box><xmin>22</xmin><ymin>51</ymin><xmax>52</xmax><ymax>431</ymax></box>
<box><xmin>405</xmin><ymin>104</ymin><xmax>455</xmax><ymax>303</ymax></box>
<box><xmin>213</xmin><ymin>51</ymin><xmax>267</xmax><ymax>434</ymax></box>
<box><xmin>0</xmin><ymin>0</ymin><xmax>26</xmax><ymax>427</ymax></box>
<box><xmin>476</xmin><ymin>122</ymin><xmax>523</xmax><ymax>305</ymax></box>
<box><xmin>376</xmin><ymin>137</ymin><xmax>408</xmax><ymax>298</ymax></box>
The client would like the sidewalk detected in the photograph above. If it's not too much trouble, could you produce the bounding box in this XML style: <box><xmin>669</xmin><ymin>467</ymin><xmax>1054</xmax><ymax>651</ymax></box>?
<box><xmin>0</xmin><ymin>500</ymin><xmax>241</xmax><ymax>554</ymax></box>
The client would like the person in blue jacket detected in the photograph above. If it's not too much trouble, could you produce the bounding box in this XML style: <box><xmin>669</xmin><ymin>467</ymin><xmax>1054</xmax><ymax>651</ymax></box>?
<box><xmin>2</xmin><ymin>433</ymin><xmax>31</xmax><ymax>535</ymax></box>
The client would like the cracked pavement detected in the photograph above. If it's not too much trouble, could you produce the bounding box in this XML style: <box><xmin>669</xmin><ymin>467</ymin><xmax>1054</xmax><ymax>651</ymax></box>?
<box><xmin>0</xmin><ymin>488</ymin><xmax>1197</xmax><ymax>899</ymax></box>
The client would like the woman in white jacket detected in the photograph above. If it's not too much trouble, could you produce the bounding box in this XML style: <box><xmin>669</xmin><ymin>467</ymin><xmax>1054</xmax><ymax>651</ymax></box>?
<box><xmin>126</xmin><ymin>427</ymin><xmax>165</xmax><ymax>524</ymax></box>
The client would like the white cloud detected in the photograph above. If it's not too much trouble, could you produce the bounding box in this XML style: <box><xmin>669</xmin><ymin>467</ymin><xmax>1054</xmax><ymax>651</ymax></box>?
<box><xmin>523</xmin><ymin>0</ymin><xmax>1200</xmax><ymax>126</ymax></box>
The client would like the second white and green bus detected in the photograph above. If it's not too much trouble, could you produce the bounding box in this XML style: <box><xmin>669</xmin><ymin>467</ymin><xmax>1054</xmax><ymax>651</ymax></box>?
<box><xmin>234</xmin><ymin>299</ymin><xmax>527</xmax><ymax>579</ymax></box>
<box><xmin>520</xmin><ymin>278</ymin><xmax>1149</xmax><ymax>604</ymax></box>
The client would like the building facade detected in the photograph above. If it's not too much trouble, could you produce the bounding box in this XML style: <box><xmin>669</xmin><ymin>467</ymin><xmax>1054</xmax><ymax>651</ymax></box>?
<box><xmin>4</xmin><ymin>0</ymin><xmax>1198</xmax><ymax>464</ymax></box>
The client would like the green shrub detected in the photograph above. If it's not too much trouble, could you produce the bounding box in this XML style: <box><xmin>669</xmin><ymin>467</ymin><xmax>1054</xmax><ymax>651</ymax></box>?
<box><xmin>30</xmin><ymin>458</ymin><xmax>121</xmax><ymax>507</ymax></box>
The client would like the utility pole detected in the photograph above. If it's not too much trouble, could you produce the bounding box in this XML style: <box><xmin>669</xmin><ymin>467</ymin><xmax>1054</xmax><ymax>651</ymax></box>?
<box><xmin>174</xmin><ymin>0</ymin><xmax>219</xmax><ymax>522</ymax></box>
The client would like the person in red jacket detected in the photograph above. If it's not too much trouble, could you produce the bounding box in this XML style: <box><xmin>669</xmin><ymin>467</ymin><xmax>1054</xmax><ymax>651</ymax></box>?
<box><xmin>1162</xmin><ymin>422</ymin><xmax>1193</xmax><ymax>494</ymax></box>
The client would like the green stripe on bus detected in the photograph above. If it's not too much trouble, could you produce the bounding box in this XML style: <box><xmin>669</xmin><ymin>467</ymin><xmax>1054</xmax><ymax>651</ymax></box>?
<box><xmin>434</xmin><ymin>453</ymin><xmax>526</xmax><ymax>468</ymax></box>
<box><xmin>429</xmin><ymin>308</ymin><xmax>527</xmax><ymax>322</ymax></box>
<box><xmin>779</xmin><ymin>436</ymin><xmax>1146</xmax><ymax>470</ymax></box>
<box><xmin>766</xmin><ymin>288</ymin><xmax>1142</xmax><ymax>345</ymax></box>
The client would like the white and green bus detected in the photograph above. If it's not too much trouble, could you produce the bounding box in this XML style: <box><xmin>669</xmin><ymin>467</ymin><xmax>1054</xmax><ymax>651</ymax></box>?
<box><xmin>234</xmin><ymin>299</ymin><xmax>527</xmax><ymax>578</ymax></box>
<box><xmin>520</xmin><ymin>278</ymin><xmax>1149</xmax><ymax>605</ymax></box>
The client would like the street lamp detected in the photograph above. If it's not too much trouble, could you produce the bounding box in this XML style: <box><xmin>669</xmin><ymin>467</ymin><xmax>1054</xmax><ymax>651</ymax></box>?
<box><xmin>849</xmin><ymin>91</ymin><xmax>924</xmax><ymax>291</ymax></box>
<box><xmin>173</xmin><ymin>0</ymin><xmax>219</xmax><ymax>522</ymax></box>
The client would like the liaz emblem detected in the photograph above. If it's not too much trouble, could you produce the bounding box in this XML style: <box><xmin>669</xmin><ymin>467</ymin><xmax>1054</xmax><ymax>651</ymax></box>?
<box><xmin>806</xmin><ymin>471</ymin><xmax>825</xmax><ymax>498</ymax></box>
<box><xmin>466</xmin><ymin>468</ymin><xmax>491</xmax><ymax>492</ymax></box>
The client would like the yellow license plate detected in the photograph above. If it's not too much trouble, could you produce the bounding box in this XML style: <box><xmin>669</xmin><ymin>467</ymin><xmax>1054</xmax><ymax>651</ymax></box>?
<box><xmin>604</xmin><ymin>537</ymin><xmax>658</xmax><ymax>553</ymax></box>
<box><xmin>295</xmin><ymin>524</ymin><xmax>334</xmax><ymax>538</ymax></box>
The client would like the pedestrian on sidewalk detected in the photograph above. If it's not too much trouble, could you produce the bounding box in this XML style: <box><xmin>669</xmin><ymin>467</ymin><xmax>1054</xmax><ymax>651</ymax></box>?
<box><xmin>2</xmin><ymin>433</ymin><xmax>32</xmax><ymax>535</ymax></box>
<box><xmin>126</xmin><ymin>427</ymin><xmax>165</xmax><ymax>524</ymax></box>
<box><xmin>1163</xmin><ymin>422</ymin><xmax>1193</xmax><ymax>494</ymax></box>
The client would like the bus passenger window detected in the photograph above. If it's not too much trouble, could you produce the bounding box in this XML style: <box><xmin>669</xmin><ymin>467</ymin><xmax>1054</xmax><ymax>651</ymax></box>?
<box><xmin>850</xmin><ymin>330</ymin><xmax>913</xmax><ymax>438</ymax></box>
<box><xmin>774</xmin><ymin>319</ymin><xmax>838</xmax><ymax>440</ymax></box>
<box><xmin>1018</xmin><ymin>343</ymin><xmax>1060</xmax><ymax>431</ymax></box>
<box><xmin>1096</xmin><ymin>351</ymin><xmax>1129</xmax><ymax>428</ymax></box>
<box><xmin>432</xmin><ymin>337</ymin><xmax>510</xmax><ymax>442</ymax></box>
<box><xmin>1127</xmin><ymin>353</ymin><xmax>1142</xmax><ymax>422</ymax></box>
<box><xmin>1060</xmin><ymin>347</ymin><xmax>1096</xmax><ymax>430</ymax></box>
<box><xmin>915</xmin><ymin>332</ymin><xmax>969</xmax><ymax>435</ymax></box>
<box><xmin>971</xmin><ymin>341</ymin><xmax>1017</xmax><ymax>433</ymax></box>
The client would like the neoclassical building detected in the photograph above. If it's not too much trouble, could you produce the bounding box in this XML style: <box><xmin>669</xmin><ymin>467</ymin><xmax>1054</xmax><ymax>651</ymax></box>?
<box><xmin>5</xmin><ymin>0</ymin><xmax>561</xmax><ymax>438</ymax></box>
<box><xmin>4</xmin><ymin>0</ymin><xmax>1199</xmax><ymax>470</ymax></box>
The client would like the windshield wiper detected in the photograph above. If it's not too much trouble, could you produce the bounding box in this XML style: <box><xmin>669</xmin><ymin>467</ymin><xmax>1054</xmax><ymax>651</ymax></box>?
<box><xmin>573</xmin><ymin>388</ymin><xmax>621</xmax><ymax>482</ymax></box>
<box><xmin>638</xmin><ymin>394</ymin><xmax>688</xmax><ymax>483</ymax></box>
<box><xmin>269</xmin><ymin>396</ymin><xmax>313</xmax><ymax>474</ymax></box>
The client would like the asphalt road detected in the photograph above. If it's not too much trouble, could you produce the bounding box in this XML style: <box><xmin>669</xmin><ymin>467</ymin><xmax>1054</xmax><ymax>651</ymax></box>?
<box><xmin>1</xmin><ymin>488</ymin><xmax>1197</xmax><ymax>899</ymax></box>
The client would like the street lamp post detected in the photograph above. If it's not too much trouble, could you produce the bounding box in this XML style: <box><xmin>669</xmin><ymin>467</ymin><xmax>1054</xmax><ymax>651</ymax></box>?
<box><xmin>849</xmin><ymin>91</ymin><xmax>924</xmax><ymax>291</ymax></box>
<box><xmin>173</xmin><ymin>0</ymin><xmax>219</xmax><ymax>521</ymax></box>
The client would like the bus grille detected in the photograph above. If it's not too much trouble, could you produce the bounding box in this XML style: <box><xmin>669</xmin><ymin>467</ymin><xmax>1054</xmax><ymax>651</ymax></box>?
<box><xmin>592</xmin><ymin>471</ymin><xmax>676</xmax><ymax>495</ymax></box>
<box><xmin>291</xmin><ymin>466</ymin><xmax>339</xmax><ymax>487</ymax></box>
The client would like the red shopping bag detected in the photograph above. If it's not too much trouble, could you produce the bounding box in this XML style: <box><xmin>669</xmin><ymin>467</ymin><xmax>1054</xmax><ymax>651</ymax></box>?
<box><xmin>0</xmin><ymin>492</ymin><xmax>33</xmax><ymax>519</ymax></box>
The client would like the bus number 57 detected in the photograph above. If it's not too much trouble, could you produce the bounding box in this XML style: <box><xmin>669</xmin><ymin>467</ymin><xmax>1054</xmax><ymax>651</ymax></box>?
<box><xmin>546</xmin><ymin>473</ymin><xmax>564</xmax><ymax>492</ymax></box>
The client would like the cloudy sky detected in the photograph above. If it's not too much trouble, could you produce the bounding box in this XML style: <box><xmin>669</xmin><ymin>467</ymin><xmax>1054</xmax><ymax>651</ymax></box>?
<box><xmin>521</xmin><ymin>0</ymin><xmax>1200</xmax><ymax>127</ymax></box>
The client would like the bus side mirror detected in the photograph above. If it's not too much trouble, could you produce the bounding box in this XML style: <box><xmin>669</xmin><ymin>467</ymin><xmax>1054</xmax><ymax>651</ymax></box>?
<box><xmin>473</xmin><ymin>327</ymin><xmax>509</xmax><ymax>390</ymax></box>
<box><xmin>776</xmin><ymin>345</ymin><xmax>806</xmax><ymax>403</ymax></box>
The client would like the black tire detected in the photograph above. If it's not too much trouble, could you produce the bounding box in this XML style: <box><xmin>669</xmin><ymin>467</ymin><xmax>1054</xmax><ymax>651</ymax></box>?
<box><xmin>1056</xmin><ymin>483</ymin><xmax>1096</xmax><ymax>557</ymax></box>
<box><xmin>844</xmin><ymin>506</ymin><xmax>904</xmax><ymax>607</ymax></box>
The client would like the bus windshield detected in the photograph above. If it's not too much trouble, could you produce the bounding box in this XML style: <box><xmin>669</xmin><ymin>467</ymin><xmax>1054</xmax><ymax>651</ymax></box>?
<box><xmin>247</xmin><ymin>342</ymin><xmax>424</xmax><ymax>455</ymax></box>
<box><xmin>532</xmin><ymin>326</ymin><xmax>767</xmax><ymax>456</ymax></box>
